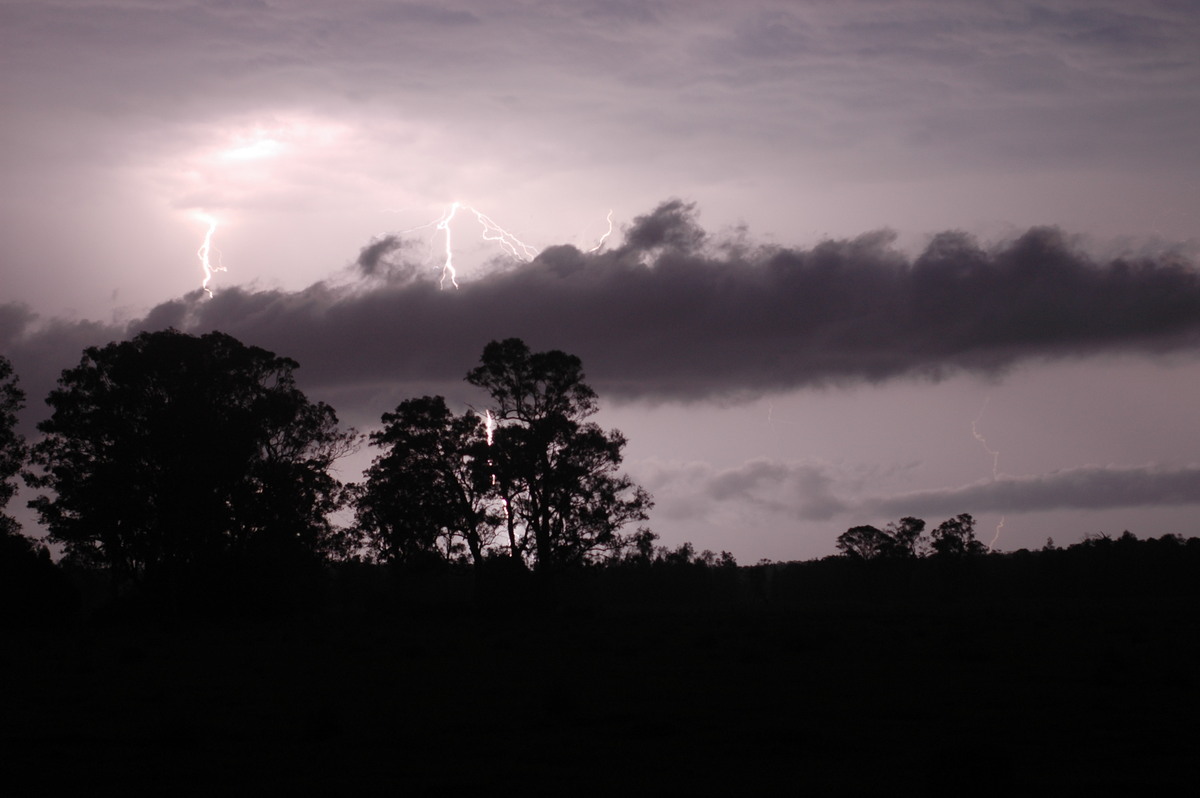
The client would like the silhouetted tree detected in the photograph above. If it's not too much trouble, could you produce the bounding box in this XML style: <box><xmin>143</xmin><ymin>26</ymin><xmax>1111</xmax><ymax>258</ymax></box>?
<box><xmin>0</xmin><ymin>356</ymin><xmax>76</xmax><ymax>624</ymax></box>
<box><xmin>465</xmin><ymin>338</ymin><xmax>652</xmax><ymax>573</ymax></box>
<box><xmin>26</xmin><ymin>330</ymin><xmax>358</xmax><ymax>603</ymax></box>
<box><xmin>0</xmin><ymin>355</ymin><xmax>26</xmax><ymax>540</ymax></box>
<box><xmin>355</xmin><ymin>395</ymin><xmax>497</xmax><ymax>567</ymax></box>
<box><xmin>930</xmin><ymin>513</ymin><xmax>986</xmax><ymax>557</ymax></box>
<box><xmin>626</xmin><ymin>528</ymin><xmax>660</xmax><ymax>564</ymax></box>
<box><xmin>837</xmin><ymin>517</ymin><xmax>927</xmax><ymax>560</ymax></box>
<box><xmin>836</xmin><ymin>525</ymin><xmax>892</xmax><ymax>560</ymax></box>
<box><xmin>885</xmin><ymin>516</ymin><xmax>926</xmax><ymax>558</ymax></box>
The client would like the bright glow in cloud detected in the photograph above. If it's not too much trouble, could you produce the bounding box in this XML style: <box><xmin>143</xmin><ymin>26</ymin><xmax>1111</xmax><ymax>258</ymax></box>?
<box><xmin>221</xmin><ymin>136</ymin><xmax>283</xmax><ymax>162</ymax></box>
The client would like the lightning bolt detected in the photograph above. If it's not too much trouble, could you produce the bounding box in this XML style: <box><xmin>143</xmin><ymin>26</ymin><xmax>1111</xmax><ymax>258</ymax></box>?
<box><xmin>588</xmin><ymin>209</ymin><xmax>614</xmax><ymax>253</ymax></box>
<box><xmin>196</xmin><ymin>214</ymin><xmax>225</xmax><ymax>298</ymax></box>
<box><xmin>972</xmin><ymin>399</ymin><xmax>1006</xmax><ymax>551</ymax></box>
<box><xmin>435</xmin><ymin>203</ymin><xmax>461</xmax><ymax>289</ymax></box>
<box><xmin>394</xmin><ymin>202</ymin><xmax>614</xmax><ymax>289</ymax></box>
<box><xmin>404</xmin><ymin>202</ymin><xmax>539</xmax><ymax>289</ymax></box>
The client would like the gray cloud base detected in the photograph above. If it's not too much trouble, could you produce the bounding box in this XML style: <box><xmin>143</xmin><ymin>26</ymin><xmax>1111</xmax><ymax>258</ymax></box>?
<box><xmin>642</xmin><ymin>459</ymin><xmax>1200</xmax><ymax>526</ymax></box>
<box><xmin>868</xmin><ymin>465</ymin><xmax>1200</xmax><ymax>518</ymax></box>
<box><xmin>150</xmin><ymin>201</ymin><xmax>1200</xmax><ymax>401</ymax></box>
<box><xmin>4</xmin><ymin>200</ymin><xmax>1200</xmax><ymax>416</ymax></box>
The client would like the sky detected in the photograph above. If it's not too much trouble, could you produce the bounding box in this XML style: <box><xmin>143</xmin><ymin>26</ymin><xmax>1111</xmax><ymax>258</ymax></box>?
<box><xmin>2</xmin><ymin>0</ymin><xmax>1199</xmax><ymax>562</ymax></box>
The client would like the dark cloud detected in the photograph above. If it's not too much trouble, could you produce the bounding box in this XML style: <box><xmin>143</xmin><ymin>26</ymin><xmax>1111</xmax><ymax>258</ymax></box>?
<box><xmin>356</xmin><ymin>236</ymin><xmax>400</xmax><ymax>277</ymax></box>
<box><xmin>180</xmin><ymin>200</ymin><xmax>1200</xmax><ymax>402</ymax></box>
<box><xmin>0</xmin><ymin>303</ymin><xmax>125</xmax><ymax>433</ymax></box>
<box><xmin>354</xmin><ymin>235</ymin><xmax>419</xmax><ymax>282</ymax></box>
<box><xmin>620</xmin><ymin>199</ymin><xmax>707</xmax><ymax>254</ymax></box>
<box><xmin>4</xmin><ymin>200</ymin><xmax>1200</xmax><ymax>417</ymax></box>
<box><xmin>868</xmin><ymin>465</ymin><xmax>1200</xmax><ymax>518</ymax></box>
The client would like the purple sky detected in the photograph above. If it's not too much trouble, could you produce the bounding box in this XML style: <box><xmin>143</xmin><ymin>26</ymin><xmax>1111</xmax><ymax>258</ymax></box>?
<box><xmin>3</xmin><ymin>0</ymin><xmax>1199</xmax><ymax>561</ymax></box>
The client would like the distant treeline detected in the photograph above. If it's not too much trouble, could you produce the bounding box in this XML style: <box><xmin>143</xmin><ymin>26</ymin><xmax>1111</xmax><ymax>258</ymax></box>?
<box><xmin>3</xmin><ymin>332</ymin><xmax>1199</xmax><ymax>627</ymax></box>
<box><xmin>4</xmin><ymin>525</ymin><xmax>1199</xmax><ymax>627</ymax></box>
<box><xmin>337</xmin><ymin>530</ymin><xmax>1200</xmax><ymax>613</ymax></box>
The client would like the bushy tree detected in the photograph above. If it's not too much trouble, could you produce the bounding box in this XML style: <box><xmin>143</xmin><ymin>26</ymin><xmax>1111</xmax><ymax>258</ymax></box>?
<box><xmin>26</xmin><ymin>330</ymin><xmax>358</xmax><ymax>597</ymax></box>
<box><xmin>930</xmin><ymin>513</ymin><xmax>986</xmax><ymax>557</ymax></box>
<box><xmin>355</xmin><ymin>395</ymin><xmax>497</xmax><ymax>567</ymax></box>
<box><xmin>837</xmin><ymin>517</ymin><xmax>927</xmax><ymax>560</ymax></box>
<box><xmin>465</xmin><ymin>339</ymin><xmax>652</xmax><ymax>572</ymax></box>
<box><xmin>885</xmin><ymin>516</ymin><xmax>927</xmax><ymax>558</ymax></box>
<box><xmin>836</xmin><ymin>525</ymin><xmax>892</xmax><ymax>560</ymax></box>
<box><xmin>0</xmin><ymin>355</ymin><xmax>26</xmax><ymax>540</ymax></box>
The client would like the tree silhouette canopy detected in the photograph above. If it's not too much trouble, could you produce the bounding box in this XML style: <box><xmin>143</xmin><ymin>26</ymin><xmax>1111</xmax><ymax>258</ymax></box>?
<box><xmin>26</xmin><ymin>330</ymin><xmax>358</xmax><ymax>595</ymax></box>
<box><xmin>930</xmin><ymin>512</ymin><xmax>986</xmax><ymax>557</ymax></box>
<box><xmin>355</xmin><ymin>395</ymin><xmax>496</xmax><ymax>568</ymax></box>
<box><xmin>0</xmin><ymin>355</ymin><xmax>26</xmax><ymax>539</ymax></box>
<box><xmin>837</xmin><ymin>515</ymin><xmax>966</xmax><ymax>560</ymax></box>
<box><xmin>463</xmin><ymin>338</ymin><xmax>652</xmax><ymax>572</ymax></box>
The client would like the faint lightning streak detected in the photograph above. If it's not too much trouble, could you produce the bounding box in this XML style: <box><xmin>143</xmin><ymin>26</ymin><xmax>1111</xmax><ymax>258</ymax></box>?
<box><xmin>972</xmin><ymin>400</ymin><xmax>1001</xmax><ymax>480</ymax></box>
<box><xmin>764</xmin><ymin>400</ymin><xmax>800</xmax><ymax>428</ymax></box>
<box><xmin>588</xmin><ymin>209</ymin><xmax>614</xmax><ymax>253</ymax></box>
<box><xmin>988</xmin><ymin>516</ymin><xmax>1006</xmax><ymax>551</ymax></box>
<box><xmin>972</xmin><ymin>399</ymin><xmax>1006</xmax><ymax>551</ymax></box>
<box><xmin>196</xmin><ymin>215</ymin><xmax>225</xmax><ymax>298</ymax></box>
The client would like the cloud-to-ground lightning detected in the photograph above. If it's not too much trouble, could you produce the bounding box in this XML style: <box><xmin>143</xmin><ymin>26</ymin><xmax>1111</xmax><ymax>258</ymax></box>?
<box><xmin>196</xmin><ymin>214</ymin><xmax>225</xmax><ymax>297</ymax></box>
<box><xmin>972</xmin><ymin>399</ymin><xmax>1006</xmax><ymax>550</ymax></box>
<box><xmin>588</xmin><ymin>209</ymin><xmax>614</xmax><ymax>253</ymax></box>
<box><xmin>990</xmin><ymin>516</ymin><xmax>1005</xmax><ymax>551</ymax></box>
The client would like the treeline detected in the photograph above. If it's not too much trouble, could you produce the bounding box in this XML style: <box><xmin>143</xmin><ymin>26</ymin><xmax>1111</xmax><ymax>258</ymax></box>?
<box><xmin>750</xmin><ymin>531</ymin><xmax>1200</xmax><ymax>606</ymax></box>
<box><xmin>0</xmin><ymin>330</ymin><xmax>664</xmax><ymax>620</ymax></box>
<box><xmin>836</xmin><ymin>514</ymin><xmax>985</xmax><ymax>559</ymax></box>
<box><xmin>2</xmin><ymin>332</ymin><xmax>1199</xmax><ymax>625</ymax></box>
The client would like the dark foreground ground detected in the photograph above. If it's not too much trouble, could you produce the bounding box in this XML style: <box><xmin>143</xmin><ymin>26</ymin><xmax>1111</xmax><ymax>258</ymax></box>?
<box><xmin>2</xmin><ymin>592</ymin><xmax>1197</xmax><ymax>796</ymax></box>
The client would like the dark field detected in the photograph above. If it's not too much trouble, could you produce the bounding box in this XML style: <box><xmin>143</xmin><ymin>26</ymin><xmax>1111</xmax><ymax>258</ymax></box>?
<box><xmin>3</xmin><ymin>591</ymin><xmax>1197</xmax><ymax>796</ymax></box>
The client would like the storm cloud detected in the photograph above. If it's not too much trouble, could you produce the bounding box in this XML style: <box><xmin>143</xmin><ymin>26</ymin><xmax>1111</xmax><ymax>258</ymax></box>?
<box><xmin>868</xmin><ymin>464</ymin><xmax>1200</xmax><ymax>518</ymax></box>
<box><xmin>4</xmin><ymin>200</ymin><xmax>1200</xmax><ymax>414</ymax></box>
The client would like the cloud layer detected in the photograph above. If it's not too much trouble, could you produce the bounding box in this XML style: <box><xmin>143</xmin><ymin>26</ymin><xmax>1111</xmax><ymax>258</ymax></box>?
<box><xmin>4</xmin><ymin>199</ymin><xmax>1200</xmax><ymax>416</ymax></box>
<box><xmin>639</xmin><ymin>457</ymin><xmax>1200</xmax><ymax>530</ymax></box>
<box><xmin>868</xmin><ymin>464</ymin><xmax>1200</xmax><ymax>518</ymax></box>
